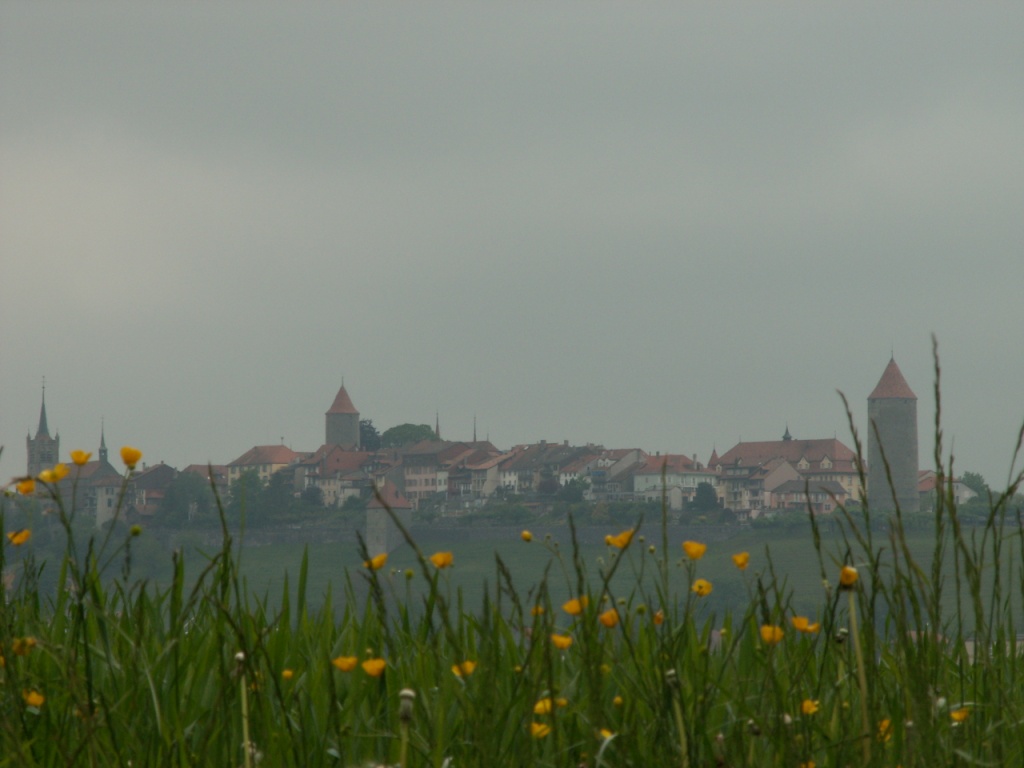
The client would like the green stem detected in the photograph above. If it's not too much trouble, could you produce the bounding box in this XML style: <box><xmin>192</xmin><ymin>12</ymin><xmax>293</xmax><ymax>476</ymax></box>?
<box><xmin>849</xmin><ymin>589</ymin><xmax>871</xmax><ymax>765</ymax></box>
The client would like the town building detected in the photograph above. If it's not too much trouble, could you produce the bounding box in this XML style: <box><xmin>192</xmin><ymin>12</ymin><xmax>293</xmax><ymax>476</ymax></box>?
<box><xmin>867</xmin><ymin>357</ymin><xmax>919</xmax><ymax>513</ymax></box>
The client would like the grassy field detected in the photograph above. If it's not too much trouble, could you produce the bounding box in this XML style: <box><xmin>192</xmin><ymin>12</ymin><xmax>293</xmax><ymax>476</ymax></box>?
<box><xmin>5</xmin><ymin>406</ymin><xmax>1024</xmax><ymax>766</ymax></box>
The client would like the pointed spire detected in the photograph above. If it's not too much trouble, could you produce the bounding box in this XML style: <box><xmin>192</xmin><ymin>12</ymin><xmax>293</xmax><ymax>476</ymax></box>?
<box><xmin>473</xmin><ymin>414</ymin><xmax>477</xmax><ymax>443</ymax></box>
<box><xmin>435</xmin><ymin>412</ymin><xmax>441</xmax><ymax>439</ymax></box>
<box><xmin>782</xmin><ymin>424</ymin><xmax>792</xmax><ymax>441</ymax></box>
<box><xmin>869</xmin><ymin>357</ymin><xmax>917</xmax><ymax>400</ymax></box>
<box><xmin>327</xmin><ymin>384</ymin><xmax>358</xmax><ymax>414</ymax></box>
<box><xmin>36</xmin><ymin>378</ymin><xmax>50</xmax><ymax>438</ymax></box>
<box><xmin>99</xmin><ymin>418</ymin><xmax>108</xmax><ymax>463</ymax></box>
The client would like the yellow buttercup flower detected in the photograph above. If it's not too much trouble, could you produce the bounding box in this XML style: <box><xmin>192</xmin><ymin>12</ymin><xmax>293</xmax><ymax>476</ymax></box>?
<box><xmin>12</xmin><ymin>637</ymin><xmax>37</xmax><ymax>656</ymax></box>
<box><xmin>801</xmin><ymin>699</ymin><xmax>820</xmax><ymax>716</ymax></box>
<box><xmin>429</xmin><ymin>551</ymin><xmax>453</xmax><ymax>569</ymax></box>
<box><xmin>451</xmin><ymin>660</ymin><xmax>477</xmax><ymax>677</ymax></box>
<box><xmin>606</xmin><ymin>529</ymin><xmax>633</xmax><ymax>549</ymax></box>
<box><xmin>613</xmin><ymin>695</ymin><xmax>624</xmax><ymax>707</ymax></box>
<box><xmin>550</xmin><ymin>633</ymin><xmax>573</xmax><ymax>650</ymax></box>
<box><xmin>562</xmin><ymin>596</ymin><xmax>589</xmax><ymax>616</ymax></box>
<box><xmin>950</xmin><ymin>707</ymin><xmax>970</xmax><ymax>723</ymax></box>
<box><xmin>38</xmin><ymin>464</ymin><xmax>69</xmax><ymax>483</ymax></box>
<box><xmin>839</xmin><ymin>565</ymin><xmax>859</xmax><ymax>588</ymax></box>
<box><xmin>653</xmin><ymin>609</ymin><xmax>665</xmax><ymax>625</ymax></box>
<box><xmin>70</xmin><ymin>450</ymin><xmax>92</xmax><ymax>466</ymax></box>
<box><xmin>791</xmin><ymin>616</ymin><xmax>821</xmax><ymax>634</ymax></box>
<box><xmin>22</xmin><ymin>690</ymin><xmax>45</xmax><ymax>708</ymax></box>
<box><xmin>877</xmin><ymin>718</ymin><xmax>893</xmax><ymax>742</ymax></box>
<box><xmin>16</xmin><ymin>478</ymin><xmax>35</xmax><ymax>495</ymax></box>
<box><xmin>332</xmin><ymin>655</ymin><xmax>358</xmax><ymax>672</ymax></box>
<box><xmin>531</xmin><ymin>605</ymin><xmax>545</xmax><ymax>616</ymax></box>
<box><xmin>731</xmin><ymin>551</ymin><xmax>750</xmax><ymax>570</ymax></box>
<box><xmin>281</xmin><ymin>669</ymin><xmax>294</xmax><ymax>681</ymax></box>
<box><xmin>598</xmin><ymin>608</ymin><xmax>620</xmax><ymax>628</ymax></box>
<box><xmin>691</xmin><ymin>578</ymin><xmax>713</xmax><ymax>597</ymax></box>
<box><xmin>521</xmin><ymin>530</ymin><xmax>533</xmax><ymax>542</ymax></box>
<box><xmin>120</xmin><ymin>446</ymin><xmax>142</xmax><ymax>470</ymax></box>
<box><xmin>534</xmin><ymin>697</ymin><xmax>555</xmax><ymax>715</ymax></box>
<box><xmin>6</xmin><ymin>529</ymin><xmax>31</xmax><ymax>546</ymax></box>
<box><xmin>799</xmin><ymin>762</ymin><xmax>815</xmax><ymax>768</ymax></box>
<box><xmin>364</xmin><ymin>553</ymin><xmax>387</xmax><ymax>570</ymax></box>
<box><xmin>530</xmin><ymin>722</ymin><xmax>551</xmax><ymax>739</ymax></box>
<box><xmin>760</xmin><ymin>624</ymin><xmax>784</xmax><ymax>645</ymax></box>
<box><xmin>599</xmin><ymin>728</ymin><xmax>614</xmax><ymax>740</ymax></box>
<box><xmin>682</xmin><ymin>541</ymin><xmax>707</xmax><ymax>560</ymax></box>
<box><xmin>361</xmin><ymin>658</ymin><xmax>386</xmax><ymax>677</ymax></box>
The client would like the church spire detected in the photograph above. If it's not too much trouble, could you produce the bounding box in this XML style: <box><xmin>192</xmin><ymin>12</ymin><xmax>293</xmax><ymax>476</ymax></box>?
<box><xmin>36</xmin><ymin>379</ymin><xmax>50</xmax><ymax>438</ymax></box>
<box><xmin>99</xmin><ymin>418</ymin><xmax>108</xmax><ymax>463</ymax></box>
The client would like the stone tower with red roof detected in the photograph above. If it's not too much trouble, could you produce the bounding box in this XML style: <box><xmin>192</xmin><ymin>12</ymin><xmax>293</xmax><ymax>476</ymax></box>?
<box><xmin>867</xmin><ymin>357</ymin><xmax>918</xmax><ymax>513</ymax></box>
<box><xmin>325</xmin><ymin>383</ymin><xmax>360</xmax><ymax>449</ymax></box>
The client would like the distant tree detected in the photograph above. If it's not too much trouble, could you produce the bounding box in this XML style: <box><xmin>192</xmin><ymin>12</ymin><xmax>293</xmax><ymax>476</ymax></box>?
<box><xmin>381</xmin><ymin>423</ymin><xmax>438</xmax><ymax>448</ymax></box>
<box><xmin>690</xmin><ymin>482</ymin><xmax>719</xmax><ymax>512</ymax></box>
<box><xmin>300</xmin><ymin>484</ymin><xmax>324</xmax><ymax>508</ymax></box>
<box><xmin>227</xmin><ymin>469</ymin><xmax>263</xmax><ymax>522</ymax></box>
<box><xmin>162</xmin><ymin>471</ymin><xmax>216</xmax><ymax>524</ymax></box>
<box><xmin>960</xmin><ymin>471</ymin><xmax>989</xmax><ymax>498</ymax></box>
<box><xmin>557</xmin><ymin>478</ymin><xmax>589</xmax><ymax>503</ymax></box>
<box><xmin>360</xmin><ymin>419</ymin><xmax>382</xmax><ymax>451</ymax></box>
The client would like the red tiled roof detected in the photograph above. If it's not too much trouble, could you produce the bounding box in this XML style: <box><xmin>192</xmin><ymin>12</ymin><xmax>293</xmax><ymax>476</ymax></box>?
<box><xmin>228</xmin><ymin>445</ymin><xmax>302</xmax><ymax>467</ymax></box>
<box><xmin>368</xmin><ymin>480</ymin><xmax>412</xmax><ymax>509</ymax></box>
<box><xmin>869</xmin><ymin>358</ymin><xmax>917</xmax><ymax>400</ymax></box>
<box><xmin>326</xmin><ymin>385</ymin><xmax>358</xmax><ymax>415</ymax></box>
<box><xmin>634</xmin><ymin>454</ymin><xmax>697</xmax><ymax>475</ymax></box>
<box><xmin>716</xmin><ymin>438</ymin><xmax>856</xmax><ymax>469</ymax></box>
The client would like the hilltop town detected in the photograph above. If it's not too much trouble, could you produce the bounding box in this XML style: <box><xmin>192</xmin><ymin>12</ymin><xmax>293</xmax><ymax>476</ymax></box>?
<box><xmin>18</xmin><ymin>359</ymin><xmax>982</xmax><ymax>533</ymax></box>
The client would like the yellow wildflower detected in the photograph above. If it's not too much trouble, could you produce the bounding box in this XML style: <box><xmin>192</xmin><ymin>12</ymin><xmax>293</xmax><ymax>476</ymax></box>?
<box><xmin>281</xmin><ymin>669</ymin><xmax>294</xmax><ymax>681</ymax></box>
<box><xmin>599</xmin><ymin>728</ymin><xmax>614</xmax><ymax>740</ymax></box>
<box><xmin>364</xmin><ymin>553</ymin><xmax>387</xmax><ymax>570</ymax></box>
<box><xmin>531</xmin><ymin>605</ymin><xmax>545</xmax><ymax>616</ymax></box>
<box><xmin>12</xmin><ymin>637</ymin><xmax>37</xmax><ymax>656</ymax></box>
<box><xmin>22</xmin><ymin>690</ymin><xmax>45</xmax><ymax>708</ymax></box>
<box><xmin>801</xmin><ymin>699</ymin><xmax>820</xmax><ymax>716</ymax></box>
<box><xmin>691</xmin><ymin>578</ymin><xmax>713</xmax><ymax>597</ymax></box>
<box><xmin>791</xmin><ymin>616</ymin><xmax>821</xmax><ymax>634</ymax></box>
<box><xmin>950</xmin><ymin>707</ymin><xmax>970</xmax><ymax>723</ymax></box>
<box><xmin>799</xmin><ymin>762</ymin><xmax>815</xmax><ymax>768</ymax></box>
<box><xmin>361</xmin><ymin>658</ymin><xmax>386</xmax><ymax>677</ymax></box>
<box><xmin>521</xmin><ymin>530</ymin><xmax>533</xmax><ymax>542</ymax></box>
<box><xmin>121</xmin><ymin>446</ymin><xmax>142</xmax><ymax>470</ymax></box>
<box><xmin>38</xmin><ymin>464</ymin><xmax>69</xmax><ymax>483</ymax></box>
<box><xmin>682</xmin><ymin>541</ymin><xmax>707</xmax><ymax>560</ymax></box>
<box><xmin>70</xmin><ymin>450</ymin><xmax>92</xmax><ymax>466</ymax></box>
<box><xmin>332</xmin><ymin>655</ymin><xmax>358</xmax><ymax>672</ymax></box>
<box><xmin>598</xmin><ymin>608</ymin><xmax>620</xmax><ymax>628</ymax></box>
<box><xmin>534</xmin><ymin>697</ymin><xmax>555</xmax><ymax>715</ymax></box>
<box><xmin>429</xmin><ymin>551</ymin><xmax>453</xmax><ymax>569</ymax></box>
<box><xmin>530</xmin><ymin>722</ymin><xmax>551</xmax><ymax>738</ymax></box>
<box><xmin>562</xmin><ymin>596</ymin><xmax>589</xmax><ymax>616</ymax></box>
<box><xmin>607</xmin><ymin>529</ymin><xmax>633</xmax><ymax>549</ymax></box>
<box><xmin>878</xmin><ymin>718</ymin><xmax>893</xmax><ymax>742</ymax></box>
<box><xmin>839</xmin><ymin>565</ymin><xmax>859</xmax><ymax>588</ymax></box>
<box><xmin>653</xmin><ymin>609</ymin><xmax>665</xmax><ymax>625</ymax></box>
<box><xmin>550</xmin><ymin>633</ymin><xmax>573</xmax><ymax>650</ymax></box>
<box><xmin>613</xmin><ymin>695</ymin><xmax>624</xmax><ymax>707</ymax></box>
<box><xmin>731</xmin><ymin>551</ymin><xmax>750</xmax><ymax>570</ymax></box>
<box><xmin>451</xmin><ymin>660</ymin><xmax>477</xmax><ymax>677</ymax></box>
<box><xmin>6</xmin><ymin>529</ymin><xmax>31</xmax><ymax>546</ymax></box>
<box><xmin>760</xmin><ymin>625</ymin><xmax>784</xmax><ymax>645</ymax></box>
<box><xmin>16</xmin><ymin>478</ymin><xmax>35</xmax><ymax>495</ymax></box>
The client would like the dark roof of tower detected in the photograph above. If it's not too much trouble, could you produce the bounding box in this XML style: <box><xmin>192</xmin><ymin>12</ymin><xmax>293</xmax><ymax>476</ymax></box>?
<box><xmin>327</xmin><ymin>385</ymin><xmax>359</xmax><ymax>415</ymax></box>
<box><xmin>36</xmin><ymin>391</ymin><xmax>50</xmax><ymax>438</ymax></box>
<box><xmin>869</xmin><ymin>358</ymin><xmax>917</xmax><ymax>400</ymax></box>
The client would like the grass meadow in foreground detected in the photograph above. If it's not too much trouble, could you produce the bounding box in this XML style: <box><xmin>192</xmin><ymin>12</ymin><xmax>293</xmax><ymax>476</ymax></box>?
<box><xmin>3</xmin><ymin>367</ymin><xmax>1024</xmax><ymax>766</ymax></box>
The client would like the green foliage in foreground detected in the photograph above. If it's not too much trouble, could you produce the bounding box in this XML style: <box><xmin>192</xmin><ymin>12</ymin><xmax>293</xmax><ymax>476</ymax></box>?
<box><xmin>3</xmin><ymin>350</ymin><xmax>1024</xmax><ymax>766</ymax></box>
<box><xmin>3</xmin><ymin>476</ymin><xmax>1024</xmax><ymax>767</ymax></box>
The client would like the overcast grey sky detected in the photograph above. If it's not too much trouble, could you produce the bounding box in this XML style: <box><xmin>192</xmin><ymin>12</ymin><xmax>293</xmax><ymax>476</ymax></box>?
<box><xmin>2</xmin><ymin>5</ymin><xmax>1023</xmax><ymax>487</ymax></box>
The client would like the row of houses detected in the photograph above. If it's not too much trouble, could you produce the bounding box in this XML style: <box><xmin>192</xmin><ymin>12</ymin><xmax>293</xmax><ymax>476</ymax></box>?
<box><xmin>23</xmin><ymin>378</ymin><xmax>976</xmax><ymax>529</ymax></box>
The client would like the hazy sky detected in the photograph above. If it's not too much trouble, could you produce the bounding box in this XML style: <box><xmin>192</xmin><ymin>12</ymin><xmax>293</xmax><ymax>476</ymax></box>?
<box><xmin>3</xmin><ymin>5</ymin><xmax>1023</xmax><ymax>487</ymax></box>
